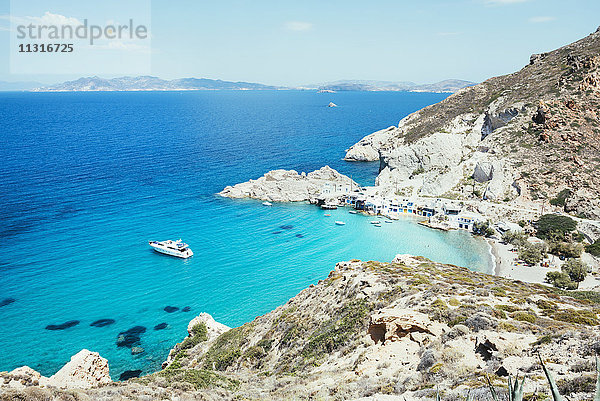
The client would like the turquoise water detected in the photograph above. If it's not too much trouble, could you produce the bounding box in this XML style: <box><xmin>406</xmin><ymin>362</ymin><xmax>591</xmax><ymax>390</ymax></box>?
<box><xmin>0</xmin><ymin>90</ymin><xmax>491</xmax><ymax>379</ymax></box>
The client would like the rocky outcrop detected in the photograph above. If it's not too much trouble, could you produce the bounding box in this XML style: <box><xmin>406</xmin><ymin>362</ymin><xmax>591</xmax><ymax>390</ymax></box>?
<box><xmin>187</xmin><ymin>312</ymin><xmax>230</xmax><ymax>340</ymax></box>
<box><xmin>368</xmin><ymin>309</ymin><xmax>443</xmax><ymax>345</ymax></box>
<box><xmin>163</xmin><ymin>312</ymin><xmax>231</xmax><ymax>369</ymax></box>
<box><xmin>566</xmin><ymin>188</ymin><xmax>600</xmax><ymax>220</ymax></box>
<box><xmin>345</xmin><ymin>126</ymin><xmax>398</xmax><ymax>161</ymax></box>
<box><xmin>47</xmin><ymin>349</ymin><xmax>111</xmax><ymax>389</ymax></box>
<box><xmin>218</xmin><ymin>165</ymin><xmax>359</xmax><ymax>202</ymax></box>
<box><xmin>1</xmin><ymin>350</ymin><xmax>111</xmax><ymax>391</ymax></box>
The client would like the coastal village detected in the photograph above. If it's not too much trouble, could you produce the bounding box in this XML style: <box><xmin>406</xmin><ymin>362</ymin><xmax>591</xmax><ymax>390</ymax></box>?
<box><xmin>219</xmin><ymin>165</ymin><xmax>600</xmax><ymax>290</ymax></box>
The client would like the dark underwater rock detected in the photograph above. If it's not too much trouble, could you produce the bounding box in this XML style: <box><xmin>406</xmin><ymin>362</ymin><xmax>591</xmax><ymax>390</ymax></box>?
<box><xmin>46</xmin><ymin>320</ymin><xmax>80</xmax><ymax>330</ymax></box>
<box><xmin>0</xmin><ymin>298</ymin><xmax>15</xmax><ymax>307</ymax></box>
<box><xmin>116</xmin><ymin>326</ymin><xmax>146</xmax><ymax>348</ymax></box>
<box><xmin>90</xmin><ymin>319</ymin><xmax>116</xmax><ymax>327</ymax></box>
<box><xmin>154</xmin><ymin>322</ymin><xmax>168</xmax><ymax>330</ymax></box>
<box><xmin>164</xmin><ymin>306</ymin><xmax>179</xmax><ymax>313</ymax></box>
<box><xmin>119</xmin><ymin>370</ymin><xmax>142</xmax><ymax>381</ymax></box>
<box><xmin>295</xmin><ymin>234</ymin><xmax>304</xmax><ymax>238</ymax></box>
<box><xmin>182</xmin><ymin>306</ymin><xmax>191</xmax><ymax>312</ymax></box>
<box><xmin>279</xmin><ymin>224</ymin><xmax>293</xmax><ymax>230</ymax></box>
<box><xmin>272</xmin><ymin>231</ymin><xmax>282</xmax><ymax>234</ymax></box>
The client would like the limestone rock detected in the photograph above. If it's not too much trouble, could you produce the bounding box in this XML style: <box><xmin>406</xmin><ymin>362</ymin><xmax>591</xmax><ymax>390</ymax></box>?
<box><xmin>47</xmin><ymin>349</ymin><xmax>111</xmax><ymax>389</ymax></box>
<box><xmin>565</xmin><ymin>188</ymin><xmax>600</xmax><ymax>220</ymax></box>
<box><xmin>368</xmin><ymin>309</ymin><xmax>442</xmax><ymax>345</ymax></box>
<box><xmin>5</xmin><ymin>367</ymin><xmax>41</xmax><ymax>389</ymax></box>
<box><xmin>473</xmin><ymin>161</ymin><xmax>493</xmax><ymax>183</ymax></box>
<box><xmin>344</xmin><ymin>126</ymin><xmax>397</xmax><ymax>161</ymax></box>
<box><xmin>187</xmin><ymin>312</ymin><xmax>230</xmax><ymax>342</ymax></box>
<box><xmin>218</xmin><ymin>166</ymin><xmax>359</xmax><ymax>202</ymax></box>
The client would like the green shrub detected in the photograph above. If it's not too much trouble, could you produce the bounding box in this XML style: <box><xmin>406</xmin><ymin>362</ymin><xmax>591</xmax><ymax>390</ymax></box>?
<box><xmin>495</xmin><ymin>304</ymin><xmax>519</xmax><ymax>313</ymax></box>
<box><xmin>551</xmin><ymin>309</ymin><xmax>599</xmax><ymax>325</ymax></box>
<box><xmin>473</xmin><ymin>220</ymin><xmax>496</xmax><ymax>237</ymax></box>
<box><xmin>586</xmin><ymin>240</ymin><xmax>600</xmax><ymax>257</ymax></box>
<box><xmin>511</xmin><ymin>311</ymin><xmax>536</xmax><ymax>323</ymax></box>
<box><xmin>301</xmin><ymin>299</ymin><xmax>370</xmax><ymax>362</ymax></box>
<box><xmin>546</xmin><ymin>271</ymin><xmax>578</xmax><ymax>290</ymax></box>
<box><xmin>157</xmin><ymin>368</ymin><xmax>239</xmax><ymax>390</ymax></box>
<box><xmin>502</xmin><ymin>231</ymin><xmax>528</xmax><ymax>247</ymax></box>
<box><xmin>548</xmin><ymin>241</ymin><xmax>583</xmax><ymax>258</ymax></box>
<box><xmin>202</xmin><ymin>324</ymin><xmax>253</xmax><ymax>371</ymax></box>
<box><xmin>519</xmin><ymin>244</ymin><xmax>544</xmax><ymax>265</ymax></box>
<box><xmin>535</xmin><ymin>214</ymin><xmax>577</xmax><ymax>240</ymax></box>
<box><xmin>549</xmin><ymin>189</ymin><xmax>572</xmax><ymax>207</ymax></box>
<box><xmin>562</xmin><ymin>258</ymin><xmax>588</xmax><ymax>284</ymax></box>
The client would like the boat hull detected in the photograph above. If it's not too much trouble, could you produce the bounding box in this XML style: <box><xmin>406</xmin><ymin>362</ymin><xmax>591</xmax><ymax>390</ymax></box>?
<box><xmin>149</xmin><ymin>242</ymin><xmax>193</xmax><ymax>259</ymax></box>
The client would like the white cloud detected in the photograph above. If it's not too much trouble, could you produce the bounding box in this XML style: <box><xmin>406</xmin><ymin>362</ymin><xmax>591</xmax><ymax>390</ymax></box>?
<box><xmin>0</xmin><ymin>12</ymin><xmax>81</xmax><ymax>26</ymax></box>
<box><xmin>27</xmin><ymin>11</ymin><xmax>82</xmax><ymax>26</ymax></box>
<box><xmin>529</xmin><ymin>16</ymin><xmax>556</xmax><ymax>23</ymax></box>
<box><xmin>284</xmin><ymin>21</ymin><xmax>312</xmax><ymax>32</ymax></box>
<box><xmin>94</xmin><ymin>40</ymin><xmax>151</xmax><ymax>54</ymax></box>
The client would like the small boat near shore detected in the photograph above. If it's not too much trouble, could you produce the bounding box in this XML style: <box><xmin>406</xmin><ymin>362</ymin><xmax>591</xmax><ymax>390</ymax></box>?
<box><xmin>262</xmin><ymin>201</ymin><xmax>273</xmax><ymax>206</ymax></box>
<box><xmin>149</xmin><ymin>239</ymin><xmax>193</xmax><ymax>258</ymax></box>
<box><xmin>321</xmin><ymin>203</ymin><xmax>338</xmax><ymax>210</ymax></box>
<box><xmin>370</xmin><ymin>221</ymin><xmax>381</xmax><ymax>225</ymax></box>
<box><xmin>349</xmin><ymin>210</ymin><xmax>358</xmax><ymax>214</ymax></box>
<box><xmin>335</xmin><ymin>221</ymin><xmax>346</xmax><ymax>225</ymax></box>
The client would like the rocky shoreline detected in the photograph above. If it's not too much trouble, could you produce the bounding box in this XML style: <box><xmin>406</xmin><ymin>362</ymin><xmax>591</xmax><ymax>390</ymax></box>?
<box><xmin>4</xmin><ymin>255</ymin><xmax>600</xmax><ymax>400</ymax></box>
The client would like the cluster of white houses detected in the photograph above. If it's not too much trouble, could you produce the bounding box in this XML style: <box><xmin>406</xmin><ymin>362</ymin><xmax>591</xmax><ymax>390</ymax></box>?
<box><xmin>320</xmin><ymin>184</ymin><xmax>486</xmax><ymax>231</ymax></box>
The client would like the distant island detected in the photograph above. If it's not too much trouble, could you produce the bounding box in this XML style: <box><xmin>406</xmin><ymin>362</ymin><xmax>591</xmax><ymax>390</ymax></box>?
<box><xmin>13</xmin><ymin>76</ymin><xmax>476</xmax><ymax>93</ymax></box>
<box><xmin>315</xmin><ymin>79</ymin><xmax>476</xmax><ymax>93</ymax></box>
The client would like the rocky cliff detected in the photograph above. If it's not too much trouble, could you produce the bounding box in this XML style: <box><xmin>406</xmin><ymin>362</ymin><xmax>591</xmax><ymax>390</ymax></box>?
<box><xmin>346</xmin><ymin>28</ymin><xmax>600</xmax><ymax>217</ymax></box>
<box><xmin>4</xmin><ymin>256</ymin><xmax>600</xmax><ymax>400</ymax></box>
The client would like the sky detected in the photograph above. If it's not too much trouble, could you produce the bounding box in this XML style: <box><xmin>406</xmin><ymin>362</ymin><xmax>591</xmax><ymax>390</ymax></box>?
<box><xmin>0</xmin><ymin>0</ymin><xmax>599</xmax><ymax>85</ymax></box>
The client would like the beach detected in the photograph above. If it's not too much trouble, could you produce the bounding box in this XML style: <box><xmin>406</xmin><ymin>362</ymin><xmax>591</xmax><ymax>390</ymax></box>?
<box><xmin>489</xmin><ymin>238</ymin><xmax>600</xmax><ymax>289</ymax></box>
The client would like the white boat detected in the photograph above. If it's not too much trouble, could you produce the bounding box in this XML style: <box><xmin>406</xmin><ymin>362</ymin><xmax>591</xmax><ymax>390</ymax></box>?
<box><xmin>149</xmin><ymin>239</ymin><xmax>193</xmax><ymax>259</ymax></box>
<box><xmin>335</xmin><ymin>221</ymin><xmax>346</xmax><ymax>225</ymax></box>
<box><xmin>385</xmin><ymin>220</ymin><xmax>393</xmax><ymax>223</ymax></box>
<box><xmin>262</xmin><ymin>201</ymin><xmax>273</xmax><ymax>206</ymax></box>
<box><xmin>349</xmin><ymin>210</ymin><xmax>358</xmax><ymax>214</ymax></box>
<box><xmin>370</xmin><ymin>221</ymin><xmax>381</xmax><ymax>225</ymax></box>
<box><xmin>321</xmin><ymin>203</ymin><xmax>338</xmax><ymax>210</ymax></box>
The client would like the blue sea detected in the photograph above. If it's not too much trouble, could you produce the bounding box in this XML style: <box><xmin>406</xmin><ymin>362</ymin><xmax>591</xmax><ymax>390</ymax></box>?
<box><xmin>0</xmin><ymin>90</ymin><xmax>492</xmax><ymax>379</ymax></box>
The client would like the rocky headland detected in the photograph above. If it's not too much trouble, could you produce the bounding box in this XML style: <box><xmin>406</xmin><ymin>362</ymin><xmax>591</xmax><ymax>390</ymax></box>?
<box><xmin>3</xmin><ymin>255</ymin><xmax>600</xmax><ymax>400</ymax></box>
<box><xmin>218</xmin><ymin>166</ymin><xmax>359</xmax><ymax>202</ymax></box>
<box><xmin>345</xmin><ymin>27</ymin><xmax>600</xmax><ymax>218</ymax></box>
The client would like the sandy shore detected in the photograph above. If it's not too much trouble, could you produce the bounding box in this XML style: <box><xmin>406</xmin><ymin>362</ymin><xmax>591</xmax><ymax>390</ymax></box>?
<box><xmin>488</xmin><ymin>239</ymin><xmax>600</xmax><ymax>289</ymax></box>
<box><xmin>488</xmin><ymin>239</ymin><xmax>558</xmax><ymax>285</ymax></box>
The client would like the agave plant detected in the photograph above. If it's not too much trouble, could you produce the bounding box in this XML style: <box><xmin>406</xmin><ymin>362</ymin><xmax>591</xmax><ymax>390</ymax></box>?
<box><xmin>538</xmin><ymin>354</ymin><xmax>563</xmax><ymax>401</ymax></box>
<box><xmin>594</xmin><ymin>355</ymin><xmax>600</xmax><ymax>401</ymax></box>
<box><xmin>486</xmin><ymin>374</ymin><xmax>525</xmax><ymax>401</ymax></box>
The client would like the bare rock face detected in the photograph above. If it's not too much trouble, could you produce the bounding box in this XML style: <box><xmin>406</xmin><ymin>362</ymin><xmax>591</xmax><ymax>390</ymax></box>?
<box><xmin>187</xmin><ymin>312</ymin><xmax>230</xmax><ymax>342</ymax></box>
<box><xmin>344</xmin><ymin>126</ymin><xmax>397</xmax><ymax>161</ymax></box>
<box><xmin>566</xmin><ymin>187</ymin><xmax>600</xmax><ymax>221</ymax></box>
<box><xmin>368</xmin><ymin>309</ymin><xmax>443</xmax><ymax>345</ymax></box>
<box><xmin>473</xmin><ymin>161</ymin><xmax>494</xmax><ymax>182</ymax></box>
<box><xmin>218</xmin><ymin>166</ymin><xmax>359</xmax><ymax>202</ymax></box>
<box><xmin>47</xmin><ymin>349</ymin><xmax>111</xmax><ymax>389</ymax></box>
